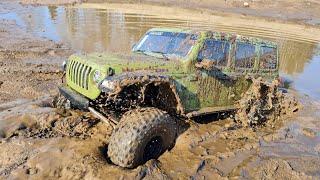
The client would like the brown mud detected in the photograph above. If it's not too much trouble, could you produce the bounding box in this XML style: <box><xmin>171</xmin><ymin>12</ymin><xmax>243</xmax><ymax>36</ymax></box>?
<box><xmin>1</xmin><ymin>95</ymin><xmax>318</xmax><ymax>179</ymax></box>
<box><xmin>0</xmin><ymin>0</ymin><xmax>319</xmax><ymax>179</ymax></box>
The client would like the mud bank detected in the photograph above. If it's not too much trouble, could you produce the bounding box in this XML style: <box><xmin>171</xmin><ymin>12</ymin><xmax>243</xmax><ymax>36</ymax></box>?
<box><xmin>77</xmin><ymin>3</ymin><xmax>320</xmax><ymax>44</ymax></box>
<box><xmin>20</xmin><ymin>0</ymin><xmax>83</xmax><ymax>5</ymax></box>
<box><xmin>19</xmin><ymin>0</ymin><xmax>320</xmax><ymax>26</ymax></box>
<box><xmin>87</xmin><ymin>0</ymin><xmax>320</xmax><ymax>26</ymax></box>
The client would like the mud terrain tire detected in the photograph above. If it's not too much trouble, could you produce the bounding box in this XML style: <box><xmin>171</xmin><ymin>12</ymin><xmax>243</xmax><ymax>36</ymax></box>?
<box><xmin>107</xmin><ymin>107</ymin><xmax>177</xmax><ymax>168</ymax></box>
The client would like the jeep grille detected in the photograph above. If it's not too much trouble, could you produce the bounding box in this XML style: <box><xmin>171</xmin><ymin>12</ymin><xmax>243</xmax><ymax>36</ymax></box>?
<box><xmin>68</xmin><ymin>59</ymin><xmax>92</xmax><ymax>90</ymax></box>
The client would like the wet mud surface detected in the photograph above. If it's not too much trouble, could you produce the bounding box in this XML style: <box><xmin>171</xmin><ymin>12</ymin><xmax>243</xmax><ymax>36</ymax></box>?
<box><xmin>0</xmin><ymin>0</ymin><xmax>319</xmax><ymax>179</ymax></box>
<box><xmin>1</xmin><ymin>95</ymin><xmax>318</xmax><ymax>179</ymax></box>
<box><xmin>0</xmin><ymin>14</ymin><xmax>71</xmax><ymax>104</ymax></box>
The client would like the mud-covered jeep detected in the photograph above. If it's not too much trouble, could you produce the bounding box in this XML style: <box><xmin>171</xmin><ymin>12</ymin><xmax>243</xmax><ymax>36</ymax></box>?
<box><xmin>59</xmin><ymin>28</ymin><xmax>279</xmax><ymax>168</ymax></box>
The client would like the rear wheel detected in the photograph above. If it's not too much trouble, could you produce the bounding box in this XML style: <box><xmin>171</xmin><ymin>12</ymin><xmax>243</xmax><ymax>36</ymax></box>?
<box><xmin>107</xmin><ymin>107</ymin><xmax>177</xmax><ymax>168</ymax></box>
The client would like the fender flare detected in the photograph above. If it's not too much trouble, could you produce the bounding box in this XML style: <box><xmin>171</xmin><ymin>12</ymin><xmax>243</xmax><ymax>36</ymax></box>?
<box><xmin>99</xmin><ymin>72</ymin><xmax>185</xmax><ymax>115</ymax></box>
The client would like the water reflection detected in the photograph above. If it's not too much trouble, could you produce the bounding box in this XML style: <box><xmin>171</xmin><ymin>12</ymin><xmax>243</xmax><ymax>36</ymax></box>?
<box><xmin>292</xmin><ymin>56</ymin><xmax>320</xmax><ymax>100</ymax></box>
<box><xmin>279</xmin><ymin>41</ymin><xmax>315</xmax><ymax>75</ymax></box>
<box><xmin>48</xmin><ymin>6</ymin><xmax>58</xmax><ymax>20</ymax></box>
<box><xmin>1</xmin><ymin>4</ymin><xmax>319</xmax><ymax>99</ymax></box>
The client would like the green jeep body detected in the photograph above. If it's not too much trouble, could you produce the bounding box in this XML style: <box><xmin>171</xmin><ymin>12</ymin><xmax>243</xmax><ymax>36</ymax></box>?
<box><xmin>61</xmin><ymin>27</ymin><xmax>279</xmax><ymax>118</ymax></box>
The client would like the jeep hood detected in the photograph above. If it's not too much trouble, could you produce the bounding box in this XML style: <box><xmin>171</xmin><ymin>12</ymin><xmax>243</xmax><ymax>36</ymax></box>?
<box><xmin>68</xmin><ymin>52</ymin><xmax>185</xmax><ymax>75</ymax></box>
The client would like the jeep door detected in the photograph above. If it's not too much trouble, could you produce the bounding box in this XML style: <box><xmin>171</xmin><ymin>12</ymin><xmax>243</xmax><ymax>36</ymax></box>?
<box><xmin>195</xmin><ymin>37</ymin><xmax>236</xmax><ymax>109</ymax></box>
<box><xmin>195</xmin><ymin>36</ymin><xmax>254</xmax><ymax>110</ymax></box>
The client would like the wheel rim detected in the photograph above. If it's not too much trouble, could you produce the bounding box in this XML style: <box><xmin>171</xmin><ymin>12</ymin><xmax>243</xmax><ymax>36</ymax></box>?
<box><xmin>143</xmin><ymin>136</ymin><xmax>163</xmax><ymax>161</ymax></box>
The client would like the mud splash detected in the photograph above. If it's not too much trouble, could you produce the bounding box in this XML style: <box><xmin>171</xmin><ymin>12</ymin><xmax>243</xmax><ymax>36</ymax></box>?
<box><xmin>235</xmin><ymin>78</ymin><xmax>299</xmax><ymax>127</ymax></box>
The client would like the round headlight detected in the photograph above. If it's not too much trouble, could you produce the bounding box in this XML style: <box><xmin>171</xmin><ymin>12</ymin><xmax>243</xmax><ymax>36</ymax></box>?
<box><xmin>100</xmin><ymin>79</ymin><xmax>115</xmax><ymax>92</ymax></box>
<box><xmin>93</xmin><ymin>70</ymin><xmax>101</xmax><ymax>83</ymax></box>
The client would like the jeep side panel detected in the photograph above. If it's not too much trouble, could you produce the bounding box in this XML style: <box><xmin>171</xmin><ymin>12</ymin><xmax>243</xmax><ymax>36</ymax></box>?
<box><xmin>182</xmin><ymin>32</ymin><xmax>278</xmax><ymax>113</ymax></box>
<box><xmin>192</xmin><ymin>32</ymin><xmax>252</xmax><ymax>110</ymax></box>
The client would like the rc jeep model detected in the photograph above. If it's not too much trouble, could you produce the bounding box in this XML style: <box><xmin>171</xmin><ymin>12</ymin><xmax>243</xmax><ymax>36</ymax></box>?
<box><xmin>59</xmin><ymin>28</ymin><xmax>279</xmax><ymax>168</ymax></box>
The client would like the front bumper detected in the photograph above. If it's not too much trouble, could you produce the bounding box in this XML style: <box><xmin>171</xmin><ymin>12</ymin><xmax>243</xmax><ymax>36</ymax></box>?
<box><xmin>59</xmin><ymin>86</ymin><xmax>90</xmax><ymax>110</ymax></box>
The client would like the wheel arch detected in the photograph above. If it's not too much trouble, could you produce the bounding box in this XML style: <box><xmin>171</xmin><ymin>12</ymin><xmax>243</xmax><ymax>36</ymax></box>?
<box><xmin>103</xmin><ymin>72</ymin><xmax>185</xmax><ymax>115</ymax></box>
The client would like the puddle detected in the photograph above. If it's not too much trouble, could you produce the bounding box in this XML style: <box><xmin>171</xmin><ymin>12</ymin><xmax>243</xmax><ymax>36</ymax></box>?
<box><xmin>3</xmin><ymin>3</ymin><xmax>317</xmax><ymax>99</ymax></box>
<box><xmin>289</xmin><ymin>55</ymin><xmax>320</xmax><ymax>100</ymax></box>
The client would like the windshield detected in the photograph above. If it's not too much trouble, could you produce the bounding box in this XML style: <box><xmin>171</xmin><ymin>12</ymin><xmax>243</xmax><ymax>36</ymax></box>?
<box><xmin>134</xmin><ymin>31</ymin><xmax>197</xmax><ymax>58</ymax></box>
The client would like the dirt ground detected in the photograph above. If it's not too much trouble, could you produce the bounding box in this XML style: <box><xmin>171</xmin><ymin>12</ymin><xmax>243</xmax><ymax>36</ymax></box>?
<box><xmin>1</xmin><ymin>0</ymin><xmax>319</xmax><ymax>179</ymax></box>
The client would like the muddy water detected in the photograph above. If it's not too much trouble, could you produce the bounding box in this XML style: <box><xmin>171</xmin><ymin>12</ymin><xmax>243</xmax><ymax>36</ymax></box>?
<box><xmin>2</xmin><ymin>2</ymin><xmax>319</xmax><ymax>100</ymax></box>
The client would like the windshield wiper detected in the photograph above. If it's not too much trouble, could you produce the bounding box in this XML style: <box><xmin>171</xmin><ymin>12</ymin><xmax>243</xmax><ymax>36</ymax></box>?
<box><xmin>149</xmin><ymin>51</ymin><xmax>170</xmax><ymax>60</ymax></box>
<box><xmin>135</xmin><ymin>50</ymin><xmax>169</xmax><ymax>60</ymax></box>
<box><xmin>135</xmin><ymin>49</ymin><xmax>149</xmax><ymax>56</ymax></box>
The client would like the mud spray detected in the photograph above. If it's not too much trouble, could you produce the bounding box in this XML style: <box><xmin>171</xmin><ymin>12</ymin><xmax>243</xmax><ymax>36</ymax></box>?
<box><xmin>235</xmin><ymin>77</ymin><xmax>299</xmax><ymax>127</ymax></box>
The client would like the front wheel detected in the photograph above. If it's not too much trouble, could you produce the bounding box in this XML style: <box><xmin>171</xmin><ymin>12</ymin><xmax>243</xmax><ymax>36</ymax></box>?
<box><xmin>107</xmin><ymin>107</ymin><xmax>177</xmax><ymax>168</ymax></box>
